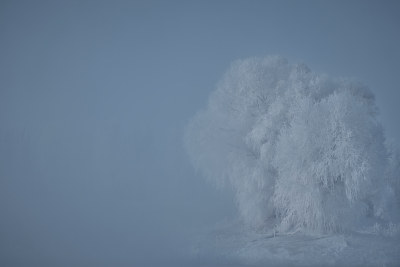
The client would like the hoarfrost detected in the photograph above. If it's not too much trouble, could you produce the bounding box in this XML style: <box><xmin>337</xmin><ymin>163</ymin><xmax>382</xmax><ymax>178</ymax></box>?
<box><xmin>185</xmin><ymin>56</ymin><xmax>399</xmax><ymax>233</ymax></box>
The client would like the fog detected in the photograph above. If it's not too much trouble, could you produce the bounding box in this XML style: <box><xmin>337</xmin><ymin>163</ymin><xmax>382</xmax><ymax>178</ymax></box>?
<box><xmin>1</xmin><ymin>1</ymin><xmax>400</xmax><ymax>266</ymax></box>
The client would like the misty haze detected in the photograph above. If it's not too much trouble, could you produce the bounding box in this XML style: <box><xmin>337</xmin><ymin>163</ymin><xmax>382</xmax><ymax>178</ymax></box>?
<box><xmin>1</xmin><ymin>1</ymin><xmax>400</xmax><ymax>266</ymax></box>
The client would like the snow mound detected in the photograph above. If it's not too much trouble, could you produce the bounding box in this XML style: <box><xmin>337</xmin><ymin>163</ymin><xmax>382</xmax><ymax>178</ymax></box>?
<box><xmin>191</xmin><ymin>220</ymin><xmax>400</xmax><ymax>266</ymax></box>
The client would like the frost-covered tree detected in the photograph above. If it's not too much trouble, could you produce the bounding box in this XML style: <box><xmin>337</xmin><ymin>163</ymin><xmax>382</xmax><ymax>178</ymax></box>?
<box><xmin>185</xmin><ymin>56</ymin><xmax>399</xmax><ymax>233</ymax></box>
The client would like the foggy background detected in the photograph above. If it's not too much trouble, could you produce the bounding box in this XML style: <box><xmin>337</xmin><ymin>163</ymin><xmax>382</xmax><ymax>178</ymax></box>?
<box><xmin>1</xmin><ymin>1</ymin><xmax>399</xmax><ymax>266</ymax></box>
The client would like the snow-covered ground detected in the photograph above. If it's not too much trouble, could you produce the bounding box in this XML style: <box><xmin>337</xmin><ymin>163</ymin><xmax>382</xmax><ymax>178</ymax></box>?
<box><xmin>191</xmin><ymin>221</ymin><xmax>400</xmax><ymax>267</ymax></box>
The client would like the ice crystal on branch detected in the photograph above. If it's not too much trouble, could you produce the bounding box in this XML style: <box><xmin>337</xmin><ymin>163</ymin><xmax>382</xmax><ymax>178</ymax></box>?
<box><xmin>185</xmin><ymin>56</ymin><xmax>399</xmax><ymax>233</ymax></box>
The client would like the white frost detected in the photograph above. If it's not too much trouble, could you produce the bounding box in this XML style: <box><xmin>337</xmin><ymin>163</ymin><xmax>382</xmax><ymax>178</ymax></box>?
<box><xmin>185</xmin><ymin>56</ymin><xmax>400</xmax><ymax>233</ymax></box>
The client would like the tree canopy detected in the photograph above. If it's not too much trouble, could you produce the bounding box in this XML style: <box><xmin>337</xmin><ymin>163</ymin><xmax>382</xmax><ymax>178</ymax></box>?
<box><xmin>185</xmin><ymin>56</ymin><xmax>399</xmax><ymax>233</ymax></box>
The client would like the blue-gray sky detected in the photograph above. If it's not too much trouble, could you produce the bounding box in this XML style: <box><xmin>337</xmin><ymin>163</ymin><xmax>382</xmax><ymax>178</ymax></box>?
<box><xmin>1</xmin><ymin>1</ymin><xmax>399</xmax><ymax>266</ymax></box>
